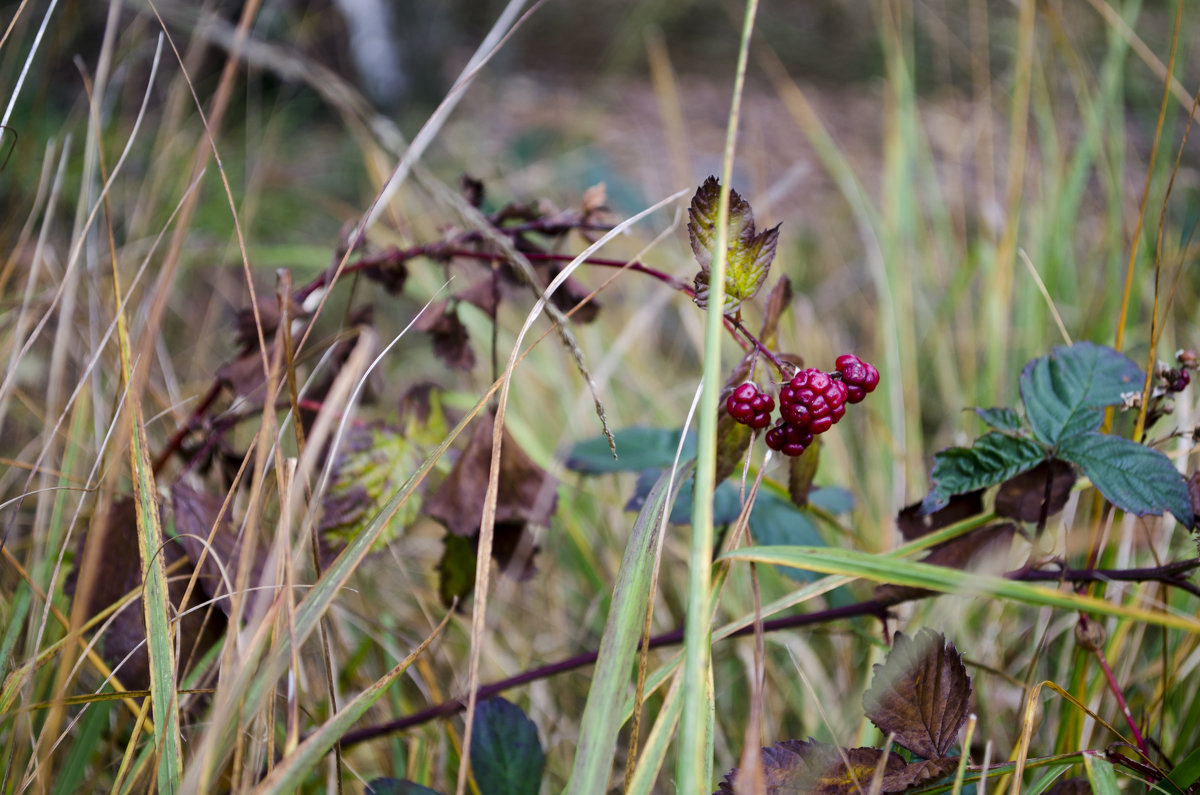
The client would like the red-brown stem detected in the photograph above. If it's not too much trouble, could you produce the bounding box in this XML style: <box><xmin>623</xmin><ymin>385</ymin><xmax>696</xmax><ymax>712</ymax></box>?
<box><xmin>334</xmin><ymin>560</ymin><xmax>1199</xmax><ymax>749</ymax></box>
<box><xmin>1082</xmin><ymin>613</ymin><xmax>1149</xmax><ymax>756</ymax></box>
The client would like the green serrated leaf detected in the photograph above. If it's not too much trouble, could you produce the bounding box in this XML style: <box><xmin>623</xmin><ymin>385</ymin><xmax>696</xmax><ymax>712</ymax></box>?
<box><xmin>1019</xmin><ymin>341</ymin><xmax>1143</xmax><ymax>447</ymax></box>
<box><xmin>322</xmin><ymin>425</ymin><xmax>429</xmax><ymax>548</ymax></box>
<box><xmin>974</xmin><ymin>407</ymin><xmax>1022</xmax><ymax>432</ymax></box>
<box><xmin>470</xmin><ymin>697</ymin><xmax>545</xmax><ymax>795</ymax></box>
<box><xmin>924</xmin><ymin>432</ymin><xmax>1046</xmax><ymax>513</ymax></box>
<box><xmin>565</xmin><ymin>427</ymin><xmax>695</xmax><ymax>474</ymax></box>
<box><xmin>687</xmin><ymin>177</ymin><xmax>778</xmax><ymax>314</ymax></box>
<box><xmin>1057</xmin><ymin>433</ymin><xmax>1194</xmax><ymax>528</ymax></box>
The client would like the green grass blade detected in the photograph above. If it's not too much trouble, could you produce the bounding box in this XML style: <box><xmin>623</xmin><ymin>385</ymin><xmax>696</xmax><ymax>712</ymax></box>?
<box><xmin>624</xmin><ymin>672</ymin><xmax>684</xmax><ymax>795</ymax></box>
<box><xmin>566</xmin><ymin>466</ymin><xmax>677</xmax><ymax>794</ymax></box>
<box><xmin>679</xmin><ymin>0</ymin><xmax>761</xmax><ymax>789</ymax></box>
<box><xmin>1083</xmin><ymin>752</ymin><xmax>1120</xmax><ymax>795</ymax></box>
<box><xmin>129</xmin><ymin>407</ymin><xmax>182</xmax><ymax>792</ymax></box>
<box><xmin>719</xmin><ymin>546</ymin><xmax>1200</xmax><ymax>633</ymax></box>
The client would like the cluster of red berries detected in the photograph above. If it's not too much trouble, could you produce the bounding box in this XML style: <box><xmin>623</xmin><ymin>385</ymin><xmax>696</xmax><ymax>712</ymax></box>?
<box><xmin>725</xmin><ymin>354</ymin><xmax>879</xmax><ymax>457</ymax></box>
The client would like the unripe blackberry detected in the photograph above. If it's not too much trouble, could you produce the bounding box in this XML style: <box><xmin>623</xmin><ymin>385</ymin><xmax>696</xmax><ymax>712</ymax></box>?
<box><xmin>835</xmin><ymin>354</ymin><xmax>880</xmax><ymax>404</ymax></box>
<box><xmin>765</xmin><ymin>418</ymin><xmax>814</xmax><ymax>457</ymax></box>
<box><xmin>725</xmin><ymin>382</ymin><xmax>775</xmax><ymax>430</ymax></box>
<box><xmin>779</xmin><ymin>368</ymin><xmax>848</xmax><ymax>436</ymax></box>
<box><xmin>1167</xmin><ymin>368</ymin><xmax>1191</xmax><ymax>393</ymax></box>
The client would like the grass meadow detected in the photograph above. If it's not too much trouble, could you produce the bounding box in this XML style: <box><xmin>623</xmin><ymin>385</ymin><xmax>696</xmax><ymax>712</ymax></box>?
<box><xmin>2</xmin><ymin>0</ymin><xmax>1200</xmax><ymax>792</ymax></box>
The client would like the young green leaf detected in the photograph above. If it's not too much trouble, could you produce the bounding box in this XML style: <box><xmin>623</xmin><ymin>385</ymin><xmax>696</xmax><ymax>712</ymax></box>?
<box><xmin>1019</xmin><ymin>341</ymin><xmax>1143</xmax><ymax>447</ymax></box>
<box><xmin>923</xmin><ymin>432</ymin><xmax>1046</xmax><ymax>513</ymax></box>
<box><xmin>861</xmin><ymin>629</ymin><xmax>971</xmax><ymax>760</ymax></box>
<box><xmin>974</xmin><ymin>406</ymin><xmax>1023</xmax><ymax>432</ymax></box>
<box><xmin>469</xmin><ymin>697</ymin><xmax>545</xmax><ymax>795</ymax></box>
<box><xmin>687</xmin><ymin>176</ymin><xmax>779</xmax><ymax>314</ymax></box>
<box><xmin>1057</xmin><ymin>433</ymin><xmax>1195</xmax><ymax>529</ymax></box>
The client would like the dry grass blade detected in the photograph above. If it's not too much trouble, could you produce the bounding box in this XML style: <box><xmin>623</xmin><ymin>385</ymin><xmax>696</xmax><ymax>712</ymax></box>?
<box><xmin>251</xmin><ymin>610</ymin><xmax>452</xmax><ymax>794</ymax></box>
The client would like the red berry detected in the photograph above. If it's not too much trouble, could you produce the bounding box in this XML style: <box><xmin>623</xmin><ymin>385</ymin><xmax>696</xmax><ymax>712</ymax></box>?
<box><xmin>726</xmin><ymin>382</ymin><xmax>776</xmax><ymax>430</ymax></box>
<box><xmin>836</xmin><ymin>354</ymin><xmax>880</xmax><ymax>399</ymax></box>
<box><xmin>779</xmin><ymin>368</ymin><xmax>848</xmax><ymax>435</ymax></box>
<box><xmin>765</xmin><ymin>419</ymin><xmax>812</xmax><ymax>456</ymax></box>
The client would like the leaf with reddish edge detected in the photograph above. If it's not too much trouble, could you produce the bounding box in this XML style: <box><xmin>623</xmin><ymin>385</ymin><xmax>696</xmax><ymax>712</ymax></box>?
<box><xmin>862</xmin><ymin>629</ymin><xmax>972</xmax><ymax>760</ymax></box>
<box><xmin>995</xmin><ymin>458</ymin><xmax>1076</xmax><ymax>524</ymax></box>
<box><xmin>687</xmin><ymin>176</ymin><xmax>779</xmax><ymax>315</ymax></box>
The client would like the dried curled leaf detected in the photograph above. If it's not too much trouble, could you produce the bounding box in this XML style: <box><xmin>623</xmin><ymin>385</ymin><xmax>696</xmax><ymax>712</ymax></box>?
<box><xmin>862</xmin><ymin>629</ymin><xmax>972</xmax><ymax>760</ymax></box>
<box><xmin>425</xmin><ymin>409</ymin><xmax>557</xmax><ymax>538</ymax></box>
<box><xmin>688</xmin><ymin>176</ymin><xmax>779</xmax><ymax>315</ymax></box>
<box><xmin>66</xmin><ymin>496</ymin><xmax>226</xmax><ymax>692</ymax></box>
<box><xmin>715</xmin><ymin>738</ymin><xmax>951</xmax><ymax>795</ymax></box>
<box><xmin>995</xmin><ymin>458</ymin><xmax>1076</xmax><ymax>523</ymax></box>
<box><xmin>414</xmin><ymin>302</ymin><xmax>476</xmax><ymax>371</ymax></box>
<box><xmin>874</xmin><ymin>522</ymin><xmax>1016</xmax><ymax>605</ymax></box>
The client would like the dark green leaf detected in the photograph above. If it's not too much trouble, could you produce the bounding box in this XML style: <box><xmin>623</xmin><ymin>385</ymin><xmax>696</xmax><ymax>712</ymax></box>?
<box><xmin>1019</xmin><ymin>341</ymin><xmax>1143</xmax><ymax>447</ymax></box>
<box><xmin>748</xmin><ymin>492</ymin><xmax>825</xmax><ymax>582</ymax></box>
<box><xmin>1057</xmin><ymin>433</ymin><xmax>1195</xmax><ymax>529</ymax></box>
<box><xmin>974</xmin><ymin>406</ymin><xmax>1022</xmax><ymax>432</ymax></box>
<box><xmin>809</xmin><ymin>486</ymin><xmax>855</xmax><ymax>516</ymax></box>
<box><xmin>687</xmin><ymin>176</ymin><xmax>778</xmax><ymax>314</ymax></box>
<box><xmin>470</xmin><ymin>697</ymin><xmax>545</xmax><ymax>795</ymax></box>
<box><xmin>862</xmin><ymin>629</ymin><xmax>972</xmax><ymax>760</ymax></box>
<box><xmin>565</xmin><ymin>428</ymin><xmax>695</xmax><ymax>474</ymax></box>
<box><xmin>923</xmin><ymin>433</ymin><xmax>1046</xmax><ymax>513</ymax></box>
<box><xmin>624</xmin><ymin>470</ymin><xmax>742</xmax><ymax>525</ymax></box>
<box><xmin>365</xmin><ymin>778</ymin><xmax>443</xmax><ymax>795</ymax></box>
<box><xmin>438</xmin><ymin>533</ymin><xmax>476</xmax><ymax>607</ymax></box>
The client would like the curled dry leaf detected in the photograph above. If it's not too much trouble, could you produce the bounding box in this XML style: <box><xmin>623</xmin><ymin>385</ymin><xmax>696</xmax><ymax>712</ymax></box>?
<box><xmin>66</xmin><ymin>496</ymin><xmax>226</xmax><ymax>692</ymax></box>
<box><xmin>874</xmin><ymin>522</ymin><xmax>1017</xmax><ymax>605</ymax></box>
<box><xmin>994</xmin><ymin>458</ymin><xmax>1076</xmax><ymax>523</ymax></box>
<box><xmin>425</xmin><ymin>409</ymin><xmax>557</xmax><ymax>586</ymax></box>
<box><xmin>172</xmin><ymin>482</ymin><xmax>271</xmax><ymax>617</ymax></box>
<box><xmin>862</xmin><ymin>629</ymin><xmax>972</xmax><ymax>760</ymax></box>
<box><xmin>714</xmin><ymin>738</ymin><xmax>953</xmax><ymax>795</ymax></box>
<box><xmin>413</xmin><ymin>302</ymin><xmax>476</xmax><ymax>371</ymax></box>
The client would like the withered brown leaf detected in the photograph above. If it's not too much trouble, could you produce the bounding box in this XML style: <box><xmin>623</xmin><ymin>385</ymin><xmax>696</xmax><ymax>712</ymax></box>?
<box><xmin>862</xmin><ymin>629</ymin><xmax>972</xmax><ymax>760</ymax></box>
<box><xmin>715</xmin><ymin>738</ymin><xmax>946</xmax><ymax>795</ymax></box>
<box><xmin>424</xmin><ymin>409</ymin><xmax>557</xmax><ymax>539</ymax></box>
<box><xmin>995</xmin><ymin>459</ymin><xmax>1076</xmax><ymax>523</ymax></box>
